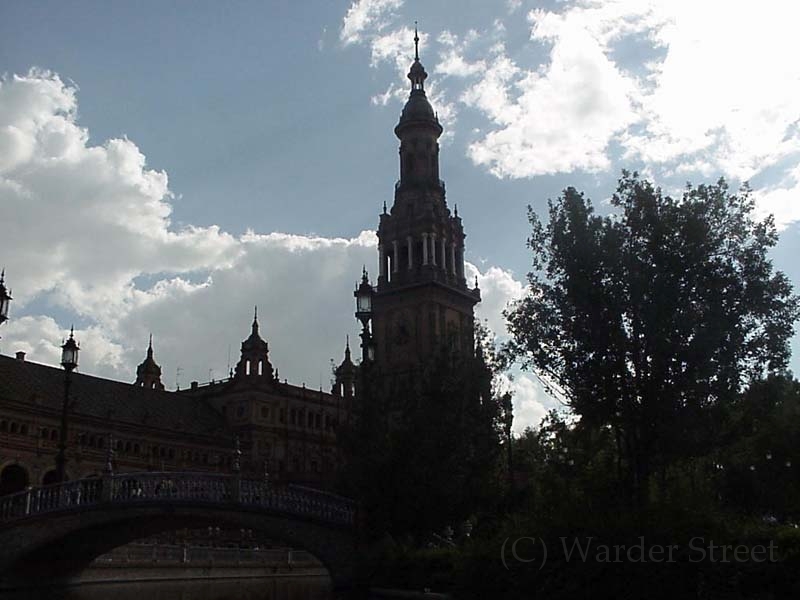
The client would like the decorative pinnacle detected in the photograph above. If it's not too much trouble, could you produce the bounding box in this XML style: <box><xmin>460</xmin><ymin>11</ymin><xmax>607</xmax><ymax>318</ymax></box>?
<box><xmin>0</xmin><ymin>268</ymin><xmax>4</xmax><ymax>284</ymax></box>
<box><xmin>252</xmin><ymin>305</ymin><xmax>259</xmax><ymax>334</ymax></box>
<box><xmin>414</xmin><ymin>22</ymin><xmax>419</xmax><ymax>61</ymax></box>
<box><xmin>69</xmin><ymin>325</ymin><xmax>75</xmax><ymax>339</ymax></box>
<box><xmin>383</xmin><ymin>200</ymin><xmax>387</xmax><ymax>214</ymax></box>
<box><xmin>362</xmin><ymin>265</ymin><xmax>369</xmax><ymax>282</ymax></box>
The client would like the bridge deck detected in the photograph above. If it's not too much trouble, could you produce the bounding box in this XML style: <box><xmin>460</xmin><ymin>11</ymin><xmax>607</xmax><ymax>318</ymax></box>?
<box><xmin>0</xmin><ymin>472</ymin><xmax>355</xmax><ymax>528</ymax></box>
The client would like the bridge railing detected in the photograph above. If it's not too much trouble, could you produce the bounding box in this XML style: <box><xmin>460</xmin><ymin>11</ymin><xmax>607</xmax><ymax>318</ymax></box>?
<box><xmin>0</xmin><ymin>472</ymin><xmax>355</xmax><ymax>527</ymax></box>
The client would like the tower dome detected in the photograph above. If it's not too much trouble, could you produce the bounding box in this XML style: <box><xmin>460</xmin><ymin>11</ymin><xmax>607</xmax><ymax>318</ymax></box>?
<box><xmin>135</xmin><ymin>335</ymin><xmax>165</xmax><ymax>390</ymax></box>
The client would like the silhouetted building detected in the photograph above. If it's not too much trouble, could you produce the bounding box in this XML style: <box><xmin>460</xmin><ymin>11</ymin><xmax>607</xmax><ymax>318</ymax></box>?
<box><xmin>352</xmin><ymin>31</ymin><xmax>480</xmax><ymax>390</ymax></box>
<box><xmin>0</xmin><ymin>35</ymin><xmax>476</xmax><ymax>497</ymax></box>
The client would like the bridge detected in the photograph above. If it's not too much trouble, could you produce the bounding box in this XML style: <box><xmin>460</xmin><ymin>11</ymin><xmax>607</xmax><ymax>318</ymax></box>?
<box><xmin>0</xmin><ymin>471</ymin><xmax>358</xmax><ymax>589</ymax></box>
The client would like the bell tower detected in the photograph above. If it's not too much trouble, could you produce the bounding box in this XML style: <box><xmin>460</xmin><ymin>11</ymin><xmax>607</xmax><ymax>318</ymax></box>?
<box><xmin>367</xmin><ymin>28</ymin><xmax>480</xmax><ymax>381</ymax></box>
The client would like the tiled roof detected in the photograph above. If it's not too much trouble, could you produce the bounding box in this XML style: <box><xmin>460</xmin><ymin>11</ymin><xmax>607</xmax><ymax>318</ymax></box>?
<box><xmin>0</xmin><ymin>355</ymin><xmax>226</xmax><ymax>437</ymax></box>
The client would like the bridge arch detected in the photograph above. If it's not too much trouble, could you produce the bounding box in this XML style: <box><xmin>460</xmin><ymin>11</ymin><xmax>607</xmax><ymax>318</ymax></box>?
<box><xmin>0</xmin><ymin>462</ymin><xmax>30</xmax><ymax>496</ymax></box>
<box><xmin>0</xmin><ymin>473</ymin><xmax>357</xmax><ymax>590</ymax></box>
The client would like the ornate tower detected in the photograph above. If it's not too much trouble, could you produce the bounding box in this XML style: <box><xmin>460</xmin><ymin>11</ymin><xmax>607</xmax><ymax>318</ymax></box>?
<box><xmin>234</xmin><ymin>307</ymin><xmax>275</xmax><ymax>380</ymax></box>
<box><xmin>135</xmin><ymin>335</ymin><xmax>165</xmax><ymax>390</ymax></box>
<box><xmin>333</xmin><ymin>336</ymin><xmax>357</xmax><ymax>399</ymax></box>
<box><xmin>370</xmin><ymin>30</ymin><xmax>480</xmax><ymax>381</ymax></box>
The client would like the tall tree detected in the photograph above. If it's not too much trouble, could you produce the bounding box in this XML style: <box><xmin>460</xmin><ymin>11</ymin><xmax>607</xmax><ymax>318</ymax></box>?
<box><xmin>505</xmin><ymin>172</ymin><xmax>799</xmax><ymax>508</ymax></box>
<box><xmin>339</xmin><ymin>322</ymin><xmax>505</xmax><ymax>539</ymax></box>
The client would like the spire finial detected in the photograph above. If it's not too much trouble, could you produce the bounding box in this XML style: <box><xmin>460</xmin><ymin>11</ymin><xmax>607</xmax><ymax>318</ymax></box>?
<box><xmin>69</xmin><ymin>324</ymin><xmax>75</xmax><ymax>339</ymax></box>
<box><xmin>147</xmin><ymin>333</ymin><xmax>154</xmax><ymax>358</ymax></box>
<box><xmin>251</xmin><ymin>305</ymin><xmax>260</xmax><ymax>335</ymax></box>
<box><xmin>414</xmin><ymin>22</ymin><xmax>419</xmax><ymax>61</ymax></box>
<box><xmin>383</xmin><ymin>200</ymin><xmax>387</xmax><ymax>214</ymax></box>
<box><xmin>362</xmin><ymin>265</ymin><xmax>369</xmax><ymax>283</ymax></box>
<box><xmin>0</xmin><ymin>268</ymin><xmax>4</xmax><ymax>284</ymax></box>
<box><xmin>454</xmin><ymin>204</ymin><xmax>459</xmax><ymax>217</ymax></box>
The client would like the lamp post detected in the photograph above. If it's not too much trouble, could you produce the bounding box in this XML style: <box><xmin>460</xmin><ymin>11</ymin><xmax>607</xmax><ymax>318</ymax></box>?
<box><xmin>0</xmin><ymin>269</ymin><xmax>11</xmax><ymax>341</ymax></box>
<box><xmin>354</xmin><ymin>267</ymin><xmax>375</xmax><ymax>362</ymax></box>
<box><xmin>55</xmin><ymin>326</ymin><xmax>79</xmax><ymax>483</ymax></box>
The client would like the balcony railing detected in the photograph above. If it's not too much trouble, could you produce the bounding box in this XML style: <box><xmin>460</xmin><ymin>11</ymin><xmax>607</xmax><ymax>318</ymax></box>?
<box><xmin>0</xmin><ymin>472</ymin><xmax>355</xmax><ymax>527</ymax></box>
<box><xmin>394</xmin><ymin>179</ymin><xmax>446</xmax><ymax>194</ymax></box>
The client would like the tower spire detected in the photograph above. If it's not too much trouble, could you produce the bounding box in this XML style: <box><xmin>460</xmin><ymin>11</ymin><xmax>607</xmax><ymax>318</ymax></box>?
<box><xmin>135</xmin><ymin>333</ymin><xmax>164</xmax><ymax>390</ymax></box>
<box><xmin>414</xmin><ymin>22</ymin><xmax>419</xmax><ymax>61</ymax></box>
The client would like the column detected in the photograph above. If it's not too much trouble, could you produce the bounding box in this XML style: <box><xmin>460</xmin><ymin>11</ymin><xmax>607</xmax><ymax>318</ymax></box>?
<box><xmin>457</xmin><ymin>247</ymin><xmax>464</xmax><ymax>279</ymax></box>
<box><xmin>450</xmin><ymin>242</ymin><xmax>456</xmax><ymax>274</ymax></box>
<box><xmin>422</xmin><ymin>233</ymin><xmax>429</xmax><ymax>265</ymax></box>
<box><xmin>392</xmin><ymin>240</ymin><xmax>399</xmax><ymax>273</ymax></box>
<box><xmin>440</xmin><ymin>237</ymin><xmax>447</xmax><ymax>272</ymax></box>
<box><xmin>379</xmin><ymin>244</ymin><xmax>386</xmax><ymax>279</ymax></box>
<box><xmin>407</xmin><ymin>236</ymin><xmax>413</xmax><ymax>269</ymax></box>
<box><xmin>431</xmin><ymin>233</ymin><xmax>437</xmax><ymax>266</ymax></box>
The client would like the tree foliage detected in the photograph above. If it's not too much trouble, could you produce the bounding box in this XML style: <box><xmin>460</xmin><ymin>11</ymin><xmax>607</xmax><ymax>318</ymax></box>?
<box><xmin>505</xmin><ymin>172</ymin><xmax>799</xmax><ymax>507</ymax></box>
<box><xmin>338</xmin><ymin>322</ymin><xmax>506</xmax><ymax>540</ymax></box>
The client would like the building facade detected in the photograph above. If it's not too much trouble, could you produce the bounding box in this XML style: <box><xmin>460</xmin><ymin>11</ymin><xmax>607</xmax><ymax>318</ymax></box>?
<box><xmin>0</xmin><ymin>36</ymin><xmax>476</xmax><ymax>498</ymax></box>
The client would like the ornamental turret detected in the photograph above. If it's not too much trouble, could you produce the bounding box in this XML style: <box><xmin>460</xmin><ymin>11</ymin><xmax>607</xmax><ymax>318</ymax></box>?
<box><xmin>333</xmin><ymin>336</ymin><xmax>357</xmax><ymax>398</ymax></box>
<box><xmin>234</xmin><ymin>307</ymin><xmax>274</xmax><ymax>380</ymax></box>
<box><xmin>135</xmin><ymin>335</ymin><xmax>165</xmax><ymax>390</ymax></box>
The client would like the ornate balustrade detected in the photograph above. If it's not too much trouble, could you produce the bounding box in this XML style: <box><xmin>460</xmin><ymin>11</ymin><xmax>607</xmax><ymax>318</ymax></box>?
<box><xmin>0</xmin><ymin>472</ymin><xmax>355</xmax><ymax>527</ymax></box>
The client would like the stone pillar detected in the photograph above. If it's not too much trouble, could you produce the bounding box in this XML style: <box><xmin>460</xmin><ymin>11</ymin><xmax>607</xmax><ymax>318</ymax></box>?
<box><xmin>431</xmin><ymin>233</ymin><xmax>437</xmax><ymax>266</ymax></box>
<box><xmin>392</xmin><ymin>240</ymin><xmax>399</xmax><ymax>273</ymax></box>
<box><xmin>440</xmin><ymin>237</ymin><xmax>447</xmax><ymax>271</ymax></box>
<box><xmin>450</xmin><ymin>242</ymin><xmax>456</xmax><ymax>274</ymax></box>
<box><xmin>422</xmin><ymin>233</ymin><xmax>429</xmax><ymax>265</ymax></box>
<box><xmin>379</xmin><ymin>244</ymin><xmax>386</xmax><ymax>279</ymax></box>
<box><xmin>457</xmin><ymin>247</ymin><xmax>464</xmax><ymax>279</ymax></box>
<box><xmin>407</xmin><ymin>236</ymin><xmax>413</xmax><ymax>269</ymax></box>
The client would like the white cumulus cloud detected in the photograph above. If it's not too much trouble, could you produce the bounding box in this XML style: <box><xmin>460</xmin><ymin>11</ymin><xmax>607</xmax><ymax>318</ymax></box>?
<box><xmin>0</xmin><ymin>70</ymin><xmax>551</xmax><ymax>430</ymax></box>
<box><xmin>341</xmin><ymin>0</ymin><xmax>404</xmax><ymax>45</ymax></box>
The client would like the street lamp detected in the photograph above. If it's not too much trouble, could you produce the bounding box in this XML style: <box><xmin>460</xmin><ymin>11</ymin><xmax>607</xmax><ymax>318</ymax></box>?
<box><xmin>354</xmin><ymin>267</ymin><xmax>375</xmax><ymax>362</ymax></box>
<box><xmin>0</xmin><ymin>269</ymin><xmax>11</xmax><ymax>337</ymax></box>
<box><xmin>354</xmin><ymin>267</ymin><xmax>374</xmax><ymax>328</ymax></box>
<box><xmin>55</xmin><ymin>326</ymin><xmax>79</xmax><ymax>482</ymax></box>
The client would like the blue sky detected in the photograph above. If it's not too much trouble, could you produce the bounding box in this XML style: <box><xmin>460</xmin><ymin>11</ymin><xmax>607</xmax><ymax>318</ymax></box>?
<box><xmin>1</xmin><ymin>0</ymin><xmax>799</xmax><ymax>432</ymax></box>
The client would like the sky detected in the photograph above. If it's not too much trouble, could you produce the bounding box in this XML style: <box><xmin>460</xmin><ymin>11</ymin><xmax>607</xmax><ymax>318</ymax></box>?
<box><xmin>1</xmin><ymin>0</ymin><xmax>799</xmax><ymax>434</ymax></box>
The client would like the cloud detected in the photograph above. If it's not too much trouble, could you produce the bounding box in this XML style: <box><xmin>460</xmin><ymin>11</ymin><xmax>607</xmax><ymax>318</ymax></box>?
<box><xmin>467</xmin><ymin>264</ymin><xmax>524</xmax><ymax>341</ymax></box>
<box><xmin>340</xmin><ymin>0</ymin><xmax>404</xmax><ymax>45</ymax></box>
<box><xmin>0</xmin><ymin>70</ymin><xmax>240</xmax><ymax>326</ymax></box>
<box><xmin>496</xmin><ymin>372</ymin><xmax>549</xmax><ymax>435</ymax></box>
<box><xmin>464</xmin><ymin>7</ymin><xmax>643</xmax><ymax>177</ymax></box>
<box><xmin>622</xmin><ymin>1</ymin><xmax>800</xmax><ymax>181</ymax></box>
<box><xmin>0</xmin><ymin>70</ymin><xmax>552</xmax><ymax>430</ymax></box>
<box><xmin>754</xmin><ymin>163</ymin><xmax>800</xmax><ymax>231</ymax></box>
<box><xmin>339</xmin><ymin>1</ymin><xmax>800</xmax><ymax>227</ymax></box>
